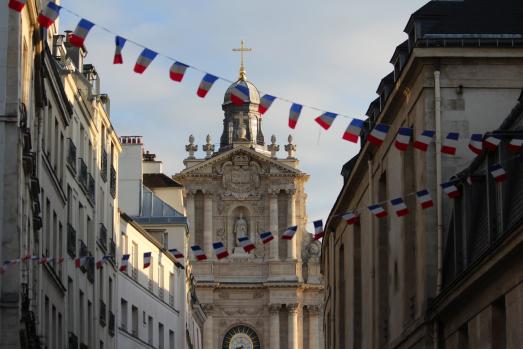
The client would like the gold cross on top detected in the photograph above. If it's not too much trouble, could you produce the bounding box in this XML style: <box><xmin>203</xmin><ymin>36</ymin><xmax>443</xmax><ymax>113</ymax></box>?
<box><xmin>232</xmin><ymin>40</ymin><xmax>252</xmax><ymax>81</ymax></box>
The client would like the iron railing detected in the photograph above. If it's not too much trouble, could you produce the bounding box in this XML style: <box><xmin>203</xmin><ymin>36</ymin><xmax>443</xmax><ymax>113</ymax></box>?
<box><xmin>88</xmin><ymin>174</ymin><xmax>95</xmax><ymax>204</ymax></box>
<box><xmin>108</xmin><ymin>311</ymin><xmax>115</xmax><ymax>337</ymax></box>
<box><xmin>67</xmin><ymin>139</ymin><xmax>77</xmax><ymax>174</ymax></box>
<box><xmin>98</xmin><ymin>224</ymin><xmax>107</xmax><ymax>251</ymax></box>
<box><xmin>110</xmin><ymin>165</ymin><xmax>116</xmax><ymax>198</ymax></box>
<box><xmin>79</xmin><ymin>159</ymin><xmax>88</xmax><ymax>191</ymax></box>
<box><xmin>67</xmin><ymin>224</ymin><xmax>76</xmax><ymax>257</ymax></box>
<box><xmin>100</xmin><ymin>149</ymin><xmax>108</xmax><ymax>182</ymax></box>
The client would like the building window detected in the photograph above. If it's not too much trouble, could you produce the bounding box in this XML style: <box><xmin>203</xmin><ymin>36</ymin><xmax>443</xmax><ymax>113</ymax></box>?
<box><xmin>148</xmin><ymin>316</ymin><xmax>153</xmax><ymax>345</ymax></box>
<box><xmin>158</xmin><ymin>322</ymin><xmax>164</xmax><ymax>349</ymax></box>
<box><xmin>79</xmin><ymin>291</ymin><xmax>84</xmax><ymax>343</ymax></box>
<box><xmin>169</xmin><ymin>330</ymin><xmax>175</xmax><ymax>349</ymax></box>
<box><xmin>120</xmin><ymin>298</ymin><xmax>128</xmax><ymax>330</ymax></box>
<box><xmin>131</xmin><ymin>241</ymin><xmax>138</xmax><ymax>280</ymax></box>
<box><xmin>338</xmin><ymin>244</ymin><xmax>345</xmax><ymax>348</ymax></box>
<box><xmin>131</xmin><ymin>305</ymin><xmax>138</xmax><ymax>336</ymax></box>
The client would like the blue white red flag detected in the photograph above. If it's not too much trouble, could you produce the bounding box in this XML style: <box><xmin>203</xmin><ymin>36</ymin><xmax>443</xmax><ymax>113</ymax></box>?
<box><xmin>238</xmin><ymin>237</ymin><xmax>256</xmax><ymax>253</ymax></box>
<box><xmin>508</xmin><ymin>136</ymin><xmax>523</xmax><ymax>153</ymax></box>
<box><xmin>21</xmin><ymin>254</ymin><xmax>32</xmax><ymax>262</ymax></box>
<box><xmin>288</xmin><ymin>103</ymin><xmax>302</xmax><ymax>129</ymax></box>
<box><xmin>213</xmin><ymin>242</ymin><xmax>229</xmax><ymax>259</ymax></box>
<box><xmin>468</xmin><ymin>134</ymin><xmax>483</xmax><ymax>155</ymax></box>
<box><xmin>342</xmin><ymin>211</ymin><xmax>359</xmax><ymax>225</ymax></box>
<box><xmin>230</xmin><ymin>84</ymin><xmax>250</xmax><ymax>105</ymax></box>
<box><xmin>368</xmin><ymin>204</ymin><xmax>387</xmax><ymax>218</ymax></box>
<box><xmin>113</xmin><ymin>36</ymin><xmax>126</xmax><ymax>64</ymax></box>
<box><xmin>169</xmin><ymin>61</ymin><xmax>189</xmax><ymax>82</ymax></box>
<box><xmin>367</xmin><ymin>123</ymin><xmax>390</xmax><ymax>146</ymax></box>
<box><xmin>489</xmin><ymin>164</ymin><xmax>507</xmax><ymax>183</ymax></box>
<box><xmin>484</xmin><ymin>135</ymin><xmax>501</xmax><ymax>151</ymax></box>
<box><xmin>442</xmin><ymin>132</ymin><xmax>459</xmax><ymax>155</ymax></box>
<box><xmin>395</xmin><ymin>127</ymin><xmax>413</xmax><ymax>151</ymax></box>
<box><xmin>143</xmin><ymin>252</ymin><xmax>152</xmax><ymax>269</ymax></box>
<box><xmin>441</xmin><ymin>181</ymin><xmax>460</xmax><ymax>198</ymax></box>
<box><xmin>413</xmin><ymin>130</ymin><xmax>435</xmax><ymax>151</ymax></box>
<box><xmin>38</xmin><ymin>2</ymin><xmax>61</xmax><ymax>28</ymax></box>
<box><xmin>69</xmin><ymin>19</ymin><xmax>95</xmax><ymax>48</ymax></box>
<box><xmin>259</xmin><ymin>94</ymin><xmax>276</xmax><ymax>115</ymax></box>
<box><xmin>134</xmin><ymin>48</ymin><xmax>158</xmax><ymax>74</ymax></box>
<box><xmin>390</xmin><ymin>197</ymin><xmax>409</xmax><ymax>217</ymax></box>
<box><xmin>343</xmin><ymin>119</ymin><xmax>364</xmax><ymax>143</ymax></box>
<box><xmin>282</xmin><ymin>226</ymin><xmax>298</xmax><ymax>240</ymax></box>
<box><xmin>315</xmin><ymin>112</ymin><xmax>338</xmax><ymax>130</ymax></box>
<box><xmin>191</xmin><ymin>245</ymin><xmax>207</xmax><ymax>261</ymax></box>
<box><xmin>197</xmin><ymin>74</ymin><xmax>219</xmax><ymax>98</ymax></box>
<box><xmin>415</xmin><ymin>189</ymin><xmax>433</xmax><ymax>209</ymax></box>
<box><xmin>119</xmin><ymin>254</ymin><xmax>130</xmax><ymax>272</ymax></box>
<box><xmin>313</xmin><ymin>220</ymin><xmax>325</xmax><ymax>240</ymax></box>
<box><xmin>260</xmin><ymin>231</ymin><xmax>274</xmax><ymax>244</ymax></box>
<box><xmin>38</xmin><ymin>257</ymin><xmax>49</xmax><ymax>265</ymax></box>
<box><xmin>168</xmin><ymin>248</ymin><xmax>184</xmax><ymax>259</ymax></box>
<box><xmin>8</xmin><ymin>0</ymin><xmax>26</xmax><ymax>12</ymax></box>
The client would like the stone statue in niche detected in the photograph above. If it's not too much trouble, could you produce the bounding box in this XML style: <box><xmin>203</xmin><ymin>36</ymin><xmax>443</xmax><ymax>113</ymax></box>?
<box><xmin>234</xmin><ymin>213</ymin><xmax>248</xmax><ymax>247</ymax></box>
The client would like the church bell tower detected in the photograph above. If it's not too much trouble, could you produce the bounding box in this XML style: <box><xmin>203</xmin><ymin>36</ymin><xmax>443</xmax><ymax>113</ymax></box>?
<box><xmin>174</xmin><ymin>43</ymin><xmax>324</xmax><ymax>349</ymax></box>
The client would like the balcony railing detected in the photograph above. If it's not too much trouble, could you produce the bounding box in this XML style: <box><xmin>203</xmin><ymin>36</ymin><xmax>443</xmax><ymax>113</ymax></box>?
<box><xmin>79</xmin><ymin>159</ymin><xmax>88</xmax><ymax>191</ymax></box>
<box><xmin>88</xmin><ymin>174</ymin><xmax>95</xmax><ymax>204</ymax></box>
<box><xmin>67</xmin><ymin>139</ymin><xmax>77</xmax><ymax>174</ymax></box>
<box><xmin>148</xmin><ymin>279</ymin><xmax>154</xmax><ymax>292</ymax></box>
<box><xmin>169</xmin><ymin>295</ymin><xmax>175</xmax><ymax>307</ymax></box>
<box><xmin>108</xmin><ymin>311</ymin><xmax>115</xmax><ymax>337</ymax></box>
<box><xmin>110</xmin><ymin>239</ymin><xmax>116</xmax><ymax>261</ymax></box>
<box><xmin>79</xmin><ymin>240</ymin><xmax>88</xmax><ymax>273</ymax></box>
<box><xmin>100</xmin><ymin>149</ymin><xmax>108</xmax><ymax>182</ymax></box>
<box><xmin>109</xmin><ymin>165</ymin><xmax>116</xmax><ymax>198</ymax></box>
<box><xmin>99</xmin><ymin>300</ymin><xmax>106</xmax><ymax>327</ymax></box>
<box><xmin>159</xmin><ymin>288</ymin><xmax>164</xmax><ymax>300</ymax></box>
<box><xmin>67</xmin><ymin>224</ymin><xmax>76</xmax><ymax>257</ymax></box>
<box><xmin>98</xmin><ymin>224</ymin><xmax>107</xmax><ymax>251</ymax></box>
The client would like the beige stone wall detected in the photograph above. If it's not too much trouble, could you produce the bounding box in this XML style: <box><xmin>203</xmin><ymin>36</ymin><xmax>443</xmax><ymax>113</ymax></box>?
<box><xmin>175</xmin><ymin>146</ymin><xmax>324</xmax><ymax>348</ymax></box>
<box><xmin>322</xmin><ymin>49</ymin><xmax>523</xmax><ymax>349</ymax></box>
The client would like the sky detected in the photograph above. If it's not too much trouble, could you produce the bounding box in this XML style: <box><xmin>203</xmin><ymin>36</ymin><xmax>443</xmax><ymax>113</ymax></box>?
<box><xmin>60</xmin><ymin>0</ymin><xmax>427</xmax><ymax>225</ymax></box>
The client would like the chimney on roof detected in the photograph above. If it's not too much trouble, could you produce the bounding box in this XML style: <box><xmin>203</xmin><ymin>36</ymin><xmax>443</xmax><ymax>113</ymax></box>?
<box><xmin>142</xmin><ymin>150</ymin><xmax>163</xmax><ymax>174</ymax></box>
<box><xmin>64</xmin><ymin>30</ymin><xmax>85</xmax><ymax>73</ymax></box>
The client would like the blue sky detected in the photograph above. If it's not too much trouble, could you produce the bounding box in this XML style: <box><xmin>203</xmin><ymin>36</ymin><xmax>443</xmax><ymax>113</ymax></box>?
<box><xmin>61</xmin><ymin>0</ymin><xmax>427</xmax><ymax>226</ymax></box>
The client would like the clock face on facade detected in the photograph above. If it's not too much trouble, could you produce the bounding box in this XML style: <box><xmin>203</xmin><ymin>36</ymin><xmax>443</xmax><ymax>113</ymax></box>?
<box><xmin>222</xmin><ymin>325</ymin><xmax>260</xmax><ymax>349</ymax></box>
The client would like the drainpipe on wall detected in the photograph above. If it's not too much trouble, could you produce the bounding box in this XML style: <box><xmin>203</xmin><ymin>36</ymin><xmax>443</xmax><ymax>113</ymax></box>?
<box><xmin>434</xmin><ymin>70</ymin><xmax>443</xmax><ymax>294</ymax></box>
<box><xmin>368</xmin><ymin>159</ymin><xmax>376</xmax><ymax>348</ymax></box>
<box><xmin>434</xmin><ymin>69</ymin><xmax>443</xmax><ymax>349</ymax></box>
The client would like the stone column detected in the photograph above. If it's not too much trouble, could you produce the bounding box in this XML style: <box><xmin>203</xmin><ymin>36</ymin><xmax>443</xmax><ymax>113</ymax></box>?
<box><xmin>288</xmin><ymin>304</ymin><xmax>299</xmax><ymax>349</ymax></box>
<box><xmin>186</xmin><ymin>191</ymin><xmax>195</xmax><ymax>249</ymax></box>
<box><xmin>287</xmin><ymin>190</ymin><xmax>297</xmax><ymax>260</ymax></box>
<box><xmin>203</xmin><ymin>305</ymin><xmax>214</xmax><ymax>349</ymax></box>
<box><xmin>203</xmin><ymin>191</ymin><xmax>213</xmax><ymax>259</ymax></box>
<box><xmin>307</xmin><ymin>305</ymin><xmax>320</xmax><ymax>349</ymax></box>
<box><xmin>269</xmin><ymin>190</ymin><xmax>279</xmax><ymax>260</ymax></box>
<box><xmin>269</xmin><ymin>304</ymin><xmax>281</xmax><ymax>349</ymax></box>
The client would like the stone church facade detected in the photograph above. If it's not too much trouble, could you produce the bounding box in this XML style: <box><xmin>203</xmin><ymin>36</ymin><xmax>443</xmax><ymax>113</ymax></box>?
<box><xmin>174</xmin><ymin>72</ymin><xmax>324</xmax><ymax>349</ymax></box>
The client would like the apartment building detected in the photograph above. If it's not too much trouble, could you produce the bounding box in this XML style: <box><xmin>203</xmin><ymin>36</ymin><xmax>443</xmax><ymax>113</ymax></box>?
<box><xmin>118</xmin><ymin>137</ymin><xmax>205</xmax><ymax>349</ymax></box>
<box><xmin>0</xmin><ymin>1</ymin><xmax>121</xmax><ymax>348</ymax></box>
<box><xmin>321</xmin><ymin>0</ymin><xmax>523</xmax><ymax>348</ymax></box>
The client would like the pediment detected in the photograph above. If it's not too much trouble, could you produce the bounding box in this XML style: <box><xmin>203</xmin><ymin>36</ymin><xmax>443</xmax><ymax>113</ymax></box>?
<box><xmin>174</xmin><ymin>147</ymin><xmax>305</xmax><ymax>180</ymax></box>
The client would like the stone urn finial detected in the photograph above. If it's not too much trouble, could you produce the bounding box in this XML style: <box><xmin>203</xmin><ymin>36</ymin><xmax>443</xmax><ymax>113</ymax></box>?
<box><xmin>267</xmin><ymin>134</ymin><xmax>280</xmax><ymax>159</ymax></box>
<box><xmin>285</xmin><ymin>134</ymin><xmax>297</xmax><ymax>159</ymax></box>
<box><xmin>203</xmin><ymin>134</ymin><xmax>215</xmax><ymax>159</ymax></box>
<box><xmin>185</xmin><ymin>134</ymin><xmax>198</xmax><ymax>159</ymax></box>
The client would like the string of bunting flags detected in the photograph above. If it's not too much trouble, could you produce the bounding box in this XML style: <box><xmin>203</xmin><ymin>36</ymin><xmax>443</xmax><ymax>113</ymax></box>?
<box><xmin>10</xmin><ymin>1</ymin><xmax>523</xmax><ymax>147</ymax></box>
<box><xmin>1</xmin><ymin>142</ymin><xmax>519</xmax><ymax>275</ymax></box>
